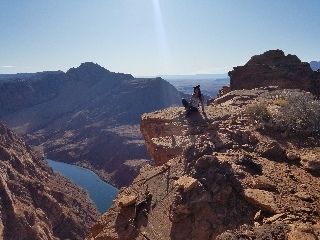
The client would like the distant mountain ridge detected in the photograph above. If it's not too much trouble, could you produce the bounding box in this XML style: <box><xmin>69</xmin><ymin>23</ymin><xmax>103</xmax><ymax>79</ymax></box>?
<box><xmin>0</xmin><ymin>62</ymin><xmax>187</xmax><ymax>187</ymax></box>
<box><xmin>136</xmin><ymin>73</ymin><xmax>228</xmax><ymax>80</ymax></box>
<box><xmin>310</xmin><ymin>61</ymin><xmax>320</xmax><ymax>71</ymax></box>
<box><xmin>0</xmin><ymin>71</ymin><xmax>63</xmax><ymax>81</ymax></box>
<box><xmin>165</xmin><ymin>77</ymin><xmax>230</xmax><ymax>98</ymax></box>
<box><xmin>0</xmin><ymin>73</ymin><xmax>36</xmax><ymax>80</ymax></box>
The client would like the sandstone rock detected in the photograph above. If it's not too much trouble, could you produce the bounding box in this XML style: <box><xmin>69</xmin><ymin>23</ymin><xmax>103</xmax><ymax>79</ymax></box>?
<box><xmin>88</xmin><ymin>86</ymin><xmax>320</xmax><ymax>240</ymax></box>
<box><xmin>243</xmin><ymin>188</ymin><xmax>278</xmax><ymax>213</ymax></box>
<box><xmin>216</xmin><ymin>232</ymin><xmax>238</xmax><ymax>240</ymax></box>
<box><xmin>288</xmin><ymin>230</ymin><xmax>316</xmax><ymax>240</ymax></box>
<box><xmin>195</xmin><ymin>155</ymin><xmax>218</xmax><ymax>171</ymax></box>
<box><xmin>252</xmin><ymin>176</ymin><xmax>277</xmax><ymax>190</ymax></box>
<box><xmin>256</xmin><ymin>141</ymin><xmax>286</xmax><ymax>160</ymax></box>
<box><xmin>287</xmin><ymin>152</ymin><xmax>300</xmax><ymax>161</ymax></box>
<box><xmin>263</xmin><ymin>213</ymin><xmax>286</xmax><ymax>223</ymax></box>
<box><xmin>254</xmin><ymin>221</ymin><xmax>261</xmax><ymax>227</ymax></box>
<box><xmin>175</xmin><ymin>176</ymin><xmax>199</xmax><ymax>192</ymax></box>
<box><xmin>294</xmin><ymin>191</ymin><xmax>312</xmax><ymax>201</ymax></box>
<box><xmin>301</xmin><ymin>153</ymin><xmax>320</xmax><ymax>173</ymax></box>
<box><xmin>228</xmin><ymin>50</ymin><xmax>318</xmax><ymax>96</ymax></box>
<box><xmin>110</xmin><ymin>159</ymin><xmax>151</xmax><ymax>187</ymax></box>
<box><xmin>254</xmin><ymin>210</ymin><xmax>262</xmax><ymax>221</ymax></box>
<box><xmin>254</xmin><ymin>222</ymin><xmax>290</xmax><ymax>239</ymax></box>
<box><xmin>217</xmin><ymin>85</ymin><xmax>231</xmax><ymax>98</ymax></box>
<box><xmin>288</xmin><ymin>223</ymin><xmax>318</xmax><ymax>240</ymax></box>
<box><xmin>235</xmin><ymin>154</ymin><xmax>262</xmax><ymax>175</ymax></box>
<box><xmin>117</xmin><ymin>195</ymin><xmax>137</xmax><ymax>207</ymax></box>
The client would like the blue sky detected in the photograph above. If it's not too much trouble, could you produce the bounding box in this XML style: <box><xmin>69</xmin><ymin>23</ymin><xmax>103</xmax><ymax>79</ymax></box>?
<box><xmin>1</xmin><ymin>0</ymin><xmax>319</xmax><ymax>76</ymax></box>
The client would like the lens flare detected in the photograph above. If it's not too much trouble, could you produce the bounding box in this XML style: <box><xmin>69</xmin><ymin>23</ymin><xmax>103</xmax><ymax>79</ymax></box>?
<box><xmin>152</xmin><ymin>0</ymin><xmax>172</xmax><ymax>72</ymax></box>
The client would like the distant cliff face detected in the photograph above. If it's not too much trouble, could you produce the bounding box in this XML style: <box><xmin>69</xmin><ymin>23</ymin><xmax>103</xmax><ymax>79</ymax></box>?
<box><xmin>88</xmin><ymin>88</ymin><xmax>320</xmax><ymax>239</ymax></box>
<box><xmin>229</xmin><ymin>50</ymin><xmax>319</xmax><ymax>97</ymax></box>
<box><xmin>310</xmin><ymin>61</ymin><xmax>320</xmax><ymax>71</ymax></box>
<box><xmin>0</xmin><ymin>63</ymin><xmax>186</xmax><ymax>187</ymax></box>
<box><xmin>0</xmin><ymin>122</ymin><xmax>99</xmax><ymax>240</ymax></box>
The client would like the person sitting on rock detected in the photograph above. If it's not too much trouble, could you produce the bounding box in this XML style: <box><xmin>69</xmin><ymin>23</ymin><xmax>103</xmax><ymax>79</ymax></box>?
<box><xmin>182</xmin><ymin>85</ymin><xmax>204</xmax><ymax>117</ymax></box>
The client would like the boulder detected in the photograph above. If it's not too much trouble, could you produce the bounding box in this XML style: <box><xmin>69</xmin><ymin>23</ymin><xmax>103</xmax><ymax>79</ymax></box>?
<box><xmin>252</xmin><ymin>176</ymin><xmax>277</xmax><ymax>190</ymax></box>
<box><xmin>117</xmin><ymin>195</ymin><xmax>137</xmax><ymax>207</ymax></box>
<box><xmin>243</xmin><ymin>188</ymin><xmax>278</xmax><ymax>213</ymax></box>
<box><xmin>301</xmin><ymin>153</ymin><xmax>320</xmax><ymax>173</ymax></box>
<box><xmin>175</xmin><ymin>176</ymin><xmax>199</xmax><ymax>192</ymax></box>
<box><xmin>256</xmin><ymin>141</ymin><xmax>286</xmax><ymax>160</ymax></box>
<box><xmin>287</xmin><ymin>152</ymin><xmax>300</xmax><ymax>161</ymax></box>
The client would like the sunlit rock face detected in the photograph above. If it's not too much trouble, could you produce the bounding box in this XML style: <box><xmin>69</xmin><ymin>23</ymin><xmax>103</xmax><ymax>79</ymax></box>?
<box><xmin>229</xmin><ymin>50</ymin><xmax>319</xmax><ymax>96</ymax></box>
<box><xmin>0</xmin><ymin>122</ymin><xmax>99</xmax><ymax>240</ymax></box>
<box><xmin>88</xmin><ymin>87</ymin><xmax>320</xmax><ymax>240</ymax></box>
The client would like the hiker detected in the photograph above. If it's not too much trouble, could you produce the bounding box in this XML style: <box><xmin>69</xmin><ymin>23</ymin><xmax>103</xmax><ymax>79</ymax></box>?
<box><xmin>182</xmin><ymin>85</ymin><xmax>204</xmax><ymax>117</ymax></box>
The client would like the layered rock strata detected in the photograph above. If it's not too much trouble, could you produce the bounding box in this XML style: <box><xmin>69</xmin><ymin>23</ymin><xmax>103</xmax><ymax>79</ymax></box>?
<box><xmin>88</xmin><ymin>88</ymin><xmax>320</xmax><ymax>239</ymax></box>
<box><xmin>229</xmin><ymin>50</ymin><xmax>320</xmax><ymax>97</ymax></box>
<box><xmin>0</xmin><ymin>123</ymin><xmax>99</xmax><ymax>240</ymax></box>
<box><xmin>0</xmin><ymin>63</ymin><xmax>186</xmax><ymax>187</ymax></box>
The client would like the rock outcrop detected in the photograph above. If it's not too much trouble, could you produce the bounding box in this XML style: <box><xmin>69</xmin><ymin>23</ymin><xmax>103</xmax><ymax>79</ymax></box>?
<box><xmin>0</xmin><ymin>122</ymin><xmax>99</xmax><ymax>240</ymax></box>
<box><xmin>310</xmin><ymin>61</ymin><xmax>320</xmax><ymax>71</ymax></box>
<box><xmin>228</xmin><ymin>50</ymin><xmax>320</xmax><ymax>97</ymax></box>
<box><xmin>88</xmin><ymin>88</ymin><xmax>320</xmax><ymax>239</ymax></box>
<box><xmin>0</xmin><ymin>63</ymin><xmax>187</xmax><ymax>187</ymax></box>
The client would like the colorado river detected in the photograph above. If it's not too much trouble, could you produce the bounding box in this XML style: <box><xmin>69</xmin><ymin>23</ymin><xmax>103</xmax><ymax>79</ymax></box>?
<box><xmin>46</xmin><ymin>159</ymin><xmax>118</xmax><ymax>214</ymax></box>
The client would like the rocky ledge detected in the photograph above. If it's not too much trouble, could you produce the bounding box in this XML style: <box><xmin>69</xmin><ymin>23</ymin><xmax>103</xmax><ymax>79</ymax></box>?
<box><xmin>88</xmin><ymin>88</ymin><xmax>320</xmax><ymax>239</ymax></box>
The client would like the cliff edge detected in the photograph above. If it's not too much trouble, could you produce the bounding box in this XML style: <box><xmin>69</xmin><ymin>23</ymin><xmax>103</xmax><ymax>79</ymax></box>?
<box><xmin>88</xmin><ymin>88</ymin><xmax>320</xmax><ymax>239</ymax></box>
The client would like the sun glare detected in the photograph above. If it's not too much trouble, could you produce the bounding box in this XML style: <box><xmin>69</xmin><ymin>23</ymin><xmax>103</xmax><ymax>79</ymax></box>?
<box><xmin>152</xmin><ymin>0</ymin><xmax>172</xmax><ymax>73</ymax></box>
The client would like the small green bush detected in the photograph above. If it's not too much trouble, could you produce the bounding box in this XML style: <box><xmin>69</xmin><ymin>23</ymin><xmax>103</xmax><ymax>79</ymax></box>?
<box><xmin>245</xmin><ymin>102</ymin><xmax>271</xmax><ymax>129</ymax></box>
<box><xmin>246</xmin><ymin>91</ymin><xmax>320</xmax><ymax>137</ymax></box>
<box><xmin>272</xmin><ymin>92</ymin><xmax>320</xmax><ymax>136</ymax></box>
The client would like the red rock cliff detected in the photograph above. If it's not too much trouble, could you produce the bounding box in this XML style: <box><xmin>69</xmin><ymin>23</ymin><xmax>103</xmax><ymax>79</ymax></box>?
<box><xmin>228</xmin><ymin>50</ymin><xmax>319</xmax><ymax>96</ymax></box>
<box><xmin>0</xmin><ymin>123</ymin><xmax>99</xmax><ymax>240</ymax></box>
<box><xmin>88</xmin><ymin>88</ymin><xmax>320</xmax><ymax>239</ymax></box>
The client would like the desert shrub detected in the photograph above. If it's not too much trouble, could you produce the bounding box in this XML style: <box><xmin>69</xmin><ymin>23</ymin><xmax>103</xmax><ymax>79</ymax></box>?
<box><xmin>272</xmin><ymin>91</ymin><xmax>320</xmax><ymax>136</ymax></box>
<box><xmin>245</xmin><ymin>102</ymin><xmax>271</xmax><ymax>129</ymax></box>
<box><xmin>272</xmin><ymin>94</ymin><xmax>288</xmax><ymax>106</ymax></box>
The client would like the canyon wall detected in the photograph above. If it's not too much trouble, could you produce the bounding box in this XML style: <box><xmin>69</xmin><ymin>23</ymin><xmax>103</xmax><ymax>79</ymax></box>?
<box><xmin>0</xmin><ymin>63</ymin><xmax>187</xmax><ymax>187</ymax></box>
<box><xmin>0</xmin><ymin>122</ymin><xmax>99</xmax><ymax>239</ymax></box>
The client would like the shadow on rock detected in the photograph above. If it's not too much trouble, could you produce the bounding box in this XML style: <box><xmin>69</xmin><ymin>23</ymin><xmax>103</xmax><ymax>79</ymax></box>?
<box><xmin>169</xmin><ymin>155</ymin><xmax>256</xmax><ymax>239</ymax></box>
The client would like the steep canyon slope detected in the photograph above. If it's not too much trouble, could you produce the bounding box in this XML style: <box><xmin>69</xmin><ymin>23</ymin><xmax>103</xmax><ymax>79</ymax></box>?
<box><xmin>88</xmin><ymin>50</ymin><xmax>320</xmax><ymax>239</ymax></box>
<box><xmin>88</xmin><ymin>88</ymin><xmax>320</xmax><ymax>240</ymax></box>
<box><xmin>0</xmin><ymin>63</ymin><xmax>186</xmax><ymax>187</ymax></box>
<box><xmin>0</xmin><ymin>122</ymin><xmax>99</xmax><ymax>240</ymax></box>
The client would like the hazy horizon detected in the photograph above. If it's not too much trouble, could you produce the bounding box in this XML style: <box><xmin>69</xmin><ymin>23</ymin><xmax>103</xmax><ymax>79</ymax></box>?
<box><xmin>1</xmin><ymin>0</ymin><xmax>320</xmax><ymax>76</ymax></box>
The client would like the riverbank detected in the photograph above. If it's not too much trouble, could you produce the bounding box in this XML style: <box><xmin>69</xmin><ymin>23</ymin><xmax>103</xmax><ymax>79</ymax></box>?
<box><xmin>46</xmin><ymin>159</ymin><xmax>118</xmax><ymax>214</ymax></box>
